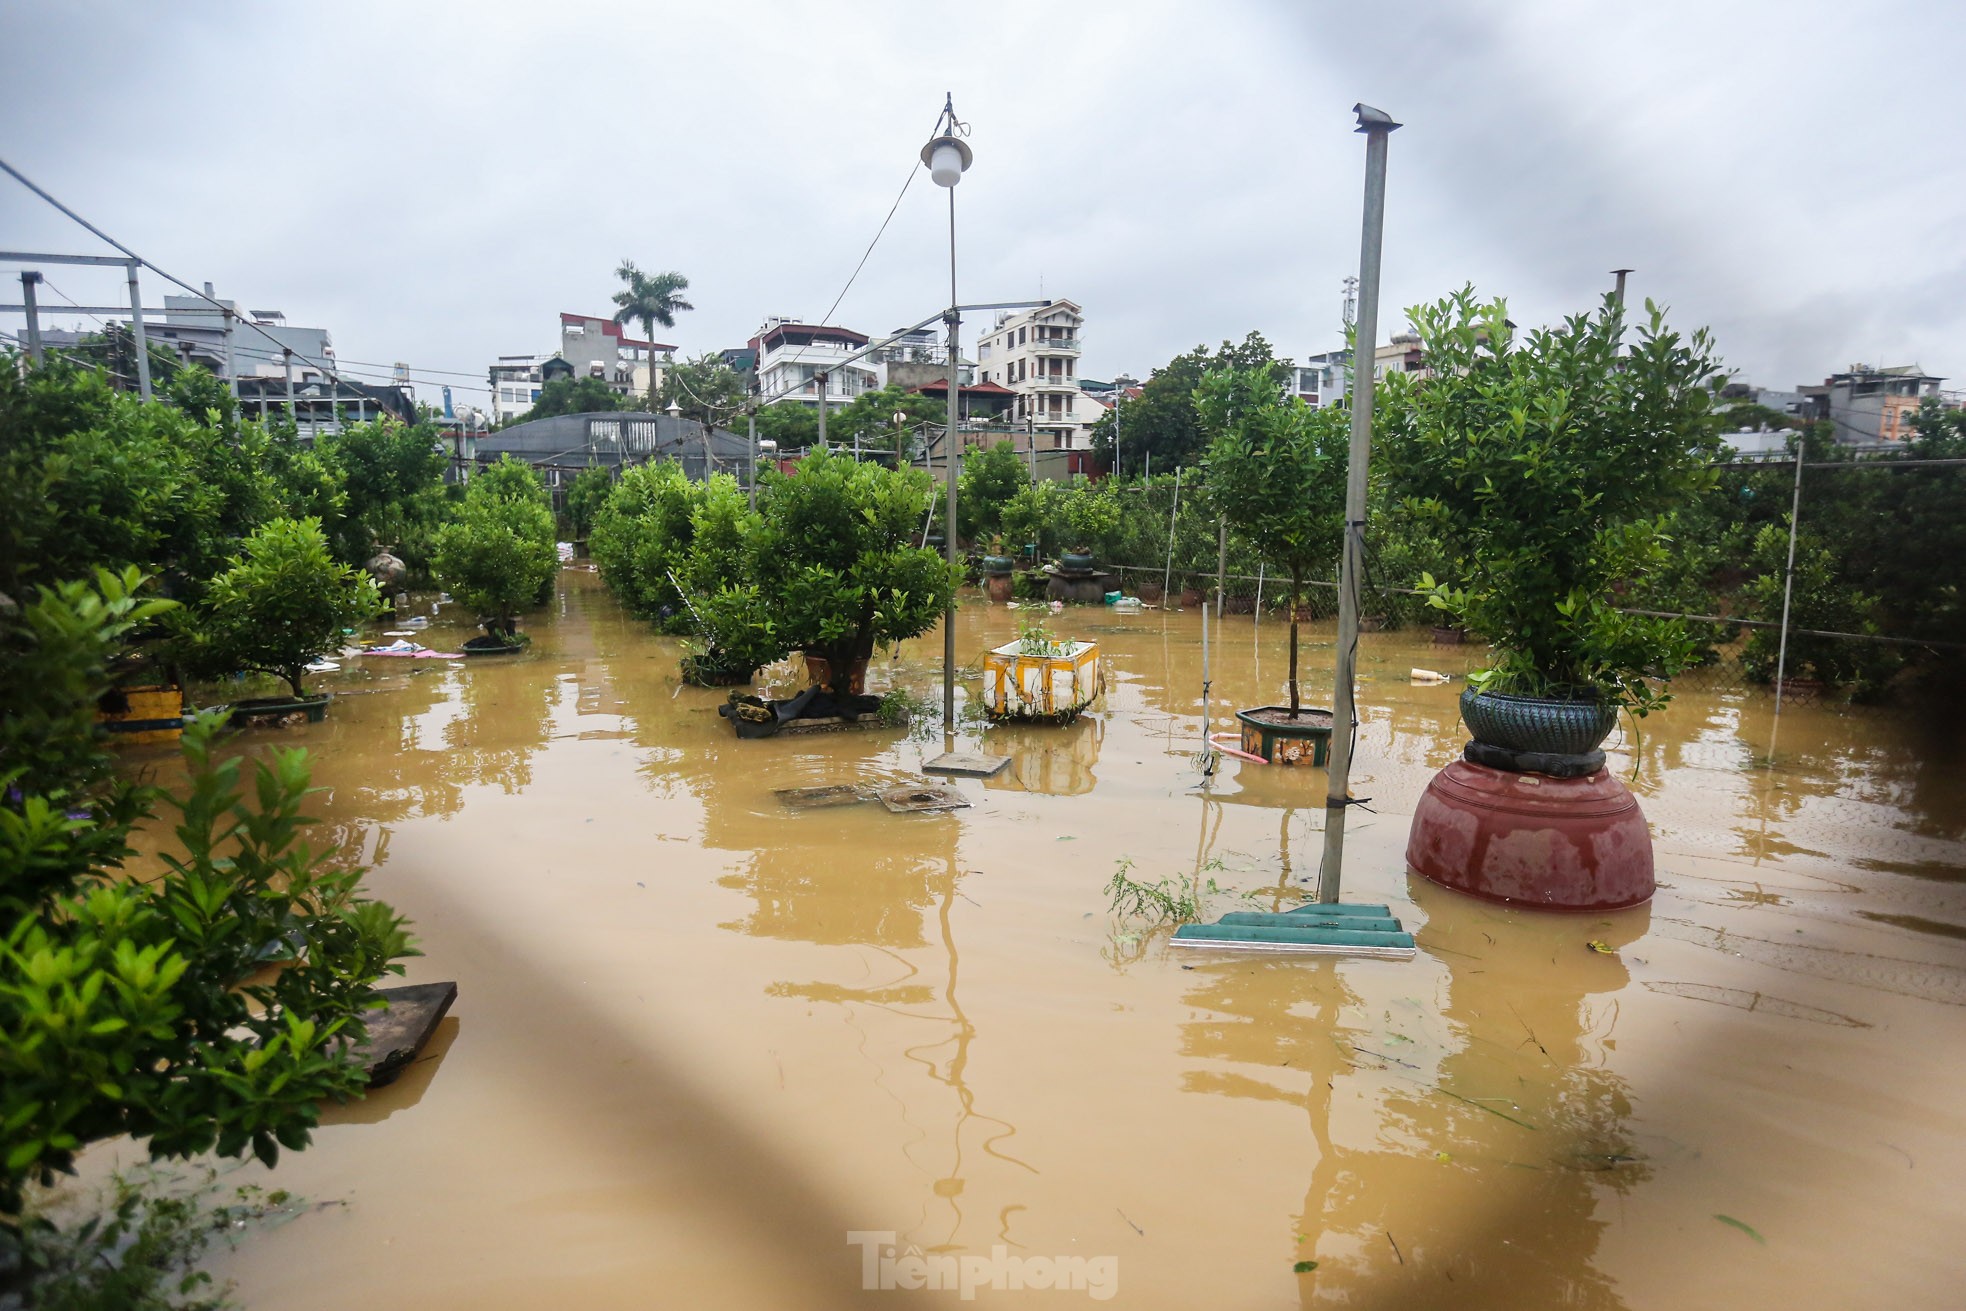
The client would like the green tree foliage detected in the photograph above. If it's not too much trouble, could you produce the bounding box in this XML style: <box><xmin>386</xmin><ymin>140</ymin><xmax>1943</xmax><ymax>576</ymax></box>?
<box><xmin>562</xmin><ymin>466</ymin><xmax>615</xmax><ymax>540</ymax></box>
<box><xmin>747</xmin><ymin>449</ymin><xmax>959</xmax><ymax>692</ymax></box>
<box><xmin>1060</xmin><ymin>477</ymin><xmax>1124</xmax><ymax>557</ymax></box>
<box><xmin>824</xmin><ymin>383</ymin><xmax>951</xmax><ymax>460</ymax></box>
<box><xmin>1740</xmin><ymin>523</ymin><xmax>1900</xmax><ymax>696</ymax></box>
<box><xmin>1091</xmin><ymin>332</ymin><xmax>1290</xmax><ymax>473</ymax></box>
<box><xmin>753</xmin><ymin>401</ymin><xmax>819</xmax><ymax>451</ymax></box>
<box><xmin>522</xmin><ymin>375</ymin><xmax>630</xmax><ymax>422</ymax></box>
<box><xmin>612</xmin><ymin>261</ymin><xmax>694</xmax><ymax>406</ymax></box>
<box><xmin>655</xmin><ymin>354</ymin><xmax>747</xmax><ymax>426</ymax></box>
<box><xmin>433</xmin><ymin>458</ymin><xmax>558</xmax><ymax>639</ymax></box>
<box><xmin>181</xmin><ymin>518</ymin><xmax>382</xmax><ymax>699</ymax></box>
<box><xmin>0</xmin><ymin>361</ymin><xmax>280</xmax><ymax>603</ymax></box>
<box><xmin>1000</xmin><ymin>481</ymin><xmax>1065</xmax><ymax>559</ymax></box>
<box><xmin>313</xmin><ymin>419</ymin><xmax>452</xmax><ymax>581</ymax></box>
<box><xmin>1375</xmin><ymin>288</ymin><xmax>1723</xmax><ymax>714</ymax></box>
<box><xmin>957</xmin><ymin>440</ymin><xmax>1028</xmax><ymax>542</ymax></box>
<box><xmin>0</xmin><ymin>569</ymin><xmax>415</xmax><ymax>1243</ymax></box>
<box><xmin>1199</xmin><ymin>365</ymin><xmax>1349</xmax><ymax>714</ymax></box>
<box><xmin>588</xmin><ymin>461</ymin><xmax>703</xmax><ymax>626</ymax></box>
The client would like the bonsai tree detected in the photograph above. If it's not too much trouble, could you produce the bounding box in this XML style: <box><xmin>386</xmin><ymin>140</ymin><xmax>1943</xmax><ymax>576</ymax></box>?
<box><xmin>190</xmin><ymin>516</ymin><xmax>381</xmax><ymax>700</ymax></box>
<box><xmin>675</xmin><ymin>475</ymin><xmax>775</xmax><ymax>682</ymax></box>
<box><xmin>1059</xmin><ymin>477</ymin><xmax>1122</xmax><ymax>558</ymax></box>
<box><xmin>433</xmin><ymin>457</ymin><xmax>558</xmax><ymax>642</ymax></box>
<box><xmin>562</xmin><ymin>464</ymin><xmax>614</xmax><ymax>541</ymax></box>
<box><xmin>1197</xmin><ymin>364</ymin><xmax>1348</xmax><ymax>716</ymax></box>
<box><xmin>1376</xmin><ymin>288</ymin><xmax>1723</xmax><ymax>720</ymax></box>
<box><xmin>1000</xmin><ymin>480</ymin><xmax>1064</xmax><ymax>561</ymax></box>
<box><xmin>957</xmin><ymin>439</ymin><xmax>1028</xmax><ymax>543</ymax></box>
<box><xmin>747</xmin><ymin>448</ymin><xmax>959</xmax><ymax>695</ymax></box>
<box><xmin>588</xmin><ymin>459</ymin><xmax>701</xmax><ymax>627</ymax></box>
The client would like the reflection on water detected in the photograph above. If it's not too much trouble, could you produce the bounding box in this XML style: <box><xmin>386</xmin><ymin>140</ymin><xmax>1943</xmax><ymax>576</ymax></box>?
<box><xmin>169</xmin><ymin>576</ymin><xmax>1966</xmax><ymax>1310</ymax></box>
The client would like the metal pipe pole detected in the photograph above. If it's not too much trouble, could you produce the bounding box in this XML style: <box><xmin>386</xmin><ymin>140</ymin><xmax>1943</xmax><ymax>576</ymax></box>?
<box><xmin>815</xmin><ymin>370</ymin><xmax>828</xmax><ymax>450</ymax></box>
<box><xmin>222</xmin><ymin>310</ymin><xmax>238</xmax><ymax>399</ymax></box>
<box><xmin>747</xmin><ymin>410</ymin><xmax>758</xmax><ymax>510</ymax></box>
<box><xmin>125</xmin><ymin>261</ymin><xmax>152</xmax><ymax>400</ymax></box>
<box><xmin>1770</xmin><ymin>430</ymin><xmax>1806</xmax><ymax>734</ymax></box>
<box><xmin>1161</xmin><ymin>466</ymin><xmax>1181</xmax><ymax>606</ymax></box>
<box><xmin>18</xmin><ymin>271</ymin><xmax>43</xmax><ymax>364</ymax></box>
<box><xmin>942</xmin><ymin>182</ymin><xmax>961</xmax><ymax>733</ymax></box>
<box><xmin>283</xmin><ymin>348</ymin><xmax>298</xmax><ymax>436</ymax></box>
<box><xmin>1027</xmin><ymin>416</ymin><xmax>1036</xmax><ymax>484</ymax></box>
<box><xmin>1316</xmin><ymin>104</ymin><xmax>1399</xmax><ymax>903</ymax></box>
<box><xmin>1215</xmin><ymin>516</ymin><xmax>1228</xmax><ymax>618</ymax></box>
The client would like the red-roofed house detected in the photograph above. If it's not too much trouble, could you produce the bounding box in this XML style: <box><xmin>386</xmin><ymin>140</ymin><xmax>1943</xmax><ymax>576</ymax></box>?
<box><xmin>560</xmin><ymin>312</ymin><xmax>676</xmax><ymax>400</ymax></box>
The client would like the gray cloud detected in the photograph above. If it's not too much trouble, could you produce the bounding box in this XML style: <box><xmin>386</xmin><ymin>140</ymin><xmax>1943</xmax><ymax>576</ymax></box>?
<box><xmin>3</xmin><ymin>0</ymin><xmax>1960</xmax><ymax>404</ymax></box>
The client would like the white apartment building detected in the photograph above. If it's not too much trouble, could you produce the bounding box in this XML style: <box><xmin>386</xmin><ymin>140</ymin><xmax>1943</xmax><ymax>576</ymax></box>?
<box><xmin>560</xmin><ymin>312</ymin><xmax>673</xmax><ymax>399</ymax></box>
<box><xmin>973</xmin><ymin>300</ymin><xmax>1096</xmax><ymax>448</ymax></box>
<box><xmin>489</xmin><ymin>354</ymin><xmax>555</xmax><ymax>424</ymax></box>
<box><xmin>750</xmin><ymin>318</ymin><xmax>880</xmax><ymax>406</ymax></box>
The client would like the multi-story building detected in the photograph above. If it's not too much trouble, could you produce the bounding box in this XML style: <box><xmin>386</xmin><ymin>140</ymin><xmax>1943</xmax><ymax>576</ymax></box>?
<box><xmin>973</xmin><ymin>300</ymin><xmax>1094</xmax><ymax>448</ymax></box>
<box><xmin>559</xmin><ymin>311</ymin><xmax>673</xmax><ymax>400</ymax></box>
<box><xmin>750</xmin><ymin>318</ymin><xmax>881</xmax><ymax>407</ymax></box>
<box><xmin>488</xmin><ymin>353</ymin><xmax>559</xmax><ymax>424</ymax></box>
<box><xmin>1295</xmin><ymin>349</ymin><xmax>1351</xmax><ymax>408</ymax></box>
<box><xmin>1816</xmin><ymin>364</ymin><xmax>1945</xmax><ymax>445</ymax></box>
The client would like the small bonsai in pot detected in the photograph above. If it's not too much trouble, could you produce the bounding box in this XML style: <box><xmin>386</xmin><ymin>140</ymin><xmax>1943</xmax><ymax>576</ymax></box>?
<box><xmin>433</xmin><ymin>456</ymin><xmax>559</xmax><ymax>649</ymax></box>
<box><xmin>747</xmin><ymin>448</ymin><xmax>958</xmax><ymax>699</ymax></box>
<box><xmin>187</xmin><ymin>516</ymin><xmax>381</xmax><ymax>710</ymax></box>
<box><xmin>1058</xmin><ymin>478</ymin><xmax>1121</xmax><ymax>570</ymax></box>
<box><xmin>1377</xmin><ymin>287</ymin><xmax>1723</xmax><ymax>754</ymax></box>
<box><xmin>1197</xmin><ymin>361</ymin><xmax>1347</xmax><ymax>734</ymax></box>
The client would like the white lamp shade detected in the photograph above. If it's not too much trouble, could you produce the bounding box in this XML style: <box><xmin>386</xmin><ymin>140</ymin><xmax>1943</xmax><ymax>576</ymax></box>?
<box><xmin>922</xmin><ymin>134</ymin><xmax>972</xmax><ymax>188</ymax></box>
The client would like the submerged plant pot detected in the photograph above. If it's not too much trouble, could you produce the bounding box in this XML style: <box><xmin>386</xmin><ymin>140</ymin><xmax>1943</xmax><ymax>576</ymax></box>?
<box><xmin>1235</xmin><ymin>706</ymin><xmax>1333</xmax><ymax>766</ymax></box>
<box><xmin>803</xmin><ymin>652</ymin><xmax>869</xmax><ymax>696</ymax></box>
<box><xmin>1459</xmin><ymin>687</ymin><xmax>1617</xmax><ymax>755</ymax></box>
<box><xmin>680</xmin><ymin>654</ymin><xmax>754</xmax><ymax>687</ymax></box>
<box><xmin>97</xmin><ymin>684</ymin><xmax>185</xmax><ymax>744</ymax></box>
<box><xmin>982</xmin><ymin>639</ymin><xmax>1103</xmax><ymax>723</ymax></box>
<box><xmin>1430</xmin><ymin>625</ymin><xmax>1467</xmax><ymax>645</ymax></box>
<box><xmin>1059</xmin><ymin>552</ymin><xmax>1096</xmax><ymax>574</ymax></box>
<box><xmin>981</xmin><ymin>554</ymin><xmax>1015</xmax><ymax>577</ymax></box>
<box><xmin>463</xmin><ymin>634</ymin><xmax>528</xmax><ymax>657</ymax></box>
<box><xmin>229</xmin><ymin>693</ymin><xmax>331</xmax><ymax>725</ymax></box>
<box><xmin>1407</xmin><ymin>760</ymin><xmax>1654</xmax><ymax>910</ymax></box>
<box><xmin>983</xmin><ymin>574</ymin><xmax>1015</xmax><ymax>603</ymax></box>
<box><xmin>1178</xmin><ymin>585</ymin><xmax>1203</xmax><ymax>609</ymax></box>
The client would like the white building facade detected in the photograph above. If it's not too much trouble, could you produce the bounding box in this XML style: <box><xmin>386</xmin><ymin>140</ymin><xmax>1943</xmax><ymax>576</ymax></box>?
<box><xmin>489</xmin><ymin>354</ymin><xmax>554</xmax><ymax>424</ymax></box>
<box><xmin>973</xmin><ymin>300</ymin><xmax>1098</xmax><ymax>448</ymax></box>
<box><xmin>750</xmin><ymin>319</ymin><xmax>881</xmax><ymax>406</ymax></box>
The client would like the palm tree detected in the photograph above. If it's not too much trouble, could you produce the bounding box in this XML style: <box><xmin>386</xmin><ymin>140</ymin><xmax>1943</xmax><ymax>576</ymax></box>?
<box><xmin>611</xmin><ymin>261</ymin><xmax>694</xmax><ymax>407</ymax></box>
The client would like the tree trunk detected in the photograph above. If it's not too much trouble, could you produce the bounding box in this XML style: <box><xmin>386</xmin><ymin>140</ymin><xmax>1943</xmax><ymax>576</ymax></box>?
<box><xmin>285</xmin><ymin>667</ymin><xmax>308</xmax><ymax>700</ymax></box>
<box><xmin>1287</xmin><ymin>571</ymin><xmax>1302</xmax><ymax>717</ymax></box>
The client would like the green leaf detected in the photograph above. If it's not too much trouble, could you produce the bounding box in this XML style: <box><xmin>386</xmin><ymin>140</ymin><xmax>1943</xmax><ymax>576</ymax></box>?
<box><xmin>1293</xmin><ymin>1260</ymin><xmax>1318</xmax><ymax>1273</ymax></box>
<box><xmin>1714</xmin><ymin>1214</ymin><xmax>1765</xmax><ymax>1244</ymax></box>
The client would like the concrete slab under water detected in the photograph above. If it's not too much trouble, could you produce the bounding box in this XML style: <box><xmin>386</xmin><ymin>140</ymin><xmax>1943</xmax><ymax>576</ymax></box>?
<box><xmin>95</xmin><ymin>573</ymin><xmax>1966</xmax><ymax>1309</ymax></box>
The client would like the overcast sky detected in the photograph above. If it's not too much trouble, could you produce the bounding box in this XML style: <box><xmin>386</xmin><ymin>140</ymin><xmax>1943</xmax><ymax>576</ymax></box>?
<box><xmin>3</xmin><ymin>0</ymin><xmax>1961</xmax><ymax>408</ymax></box>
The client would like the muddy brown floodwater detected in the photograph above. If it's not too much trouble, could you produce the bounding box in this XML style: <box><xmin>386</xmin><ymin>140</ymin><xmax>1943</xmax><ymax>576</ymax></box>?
<box><xmin>96</xmin><ymin>571</ymin><xmax>1966</xmax><ymax>1308</ymax></box>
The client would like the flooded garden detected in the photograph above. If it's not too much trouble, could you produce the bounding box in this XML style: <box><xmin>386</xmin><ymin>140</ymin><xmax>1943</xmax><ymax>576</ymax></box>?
<box><xmin>99</xmin><ymin>570</ymin><xmax>1966</xmax><ymax>1309</ymax></box>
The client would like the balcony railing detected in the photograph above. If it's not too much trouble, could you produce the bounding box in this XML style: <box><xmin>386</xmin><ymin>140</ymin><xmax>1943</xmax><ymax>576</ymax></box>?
<box><xmin>1031</xmin><ymin>337</ymin><xmax>1080</xmax><ymax>354</ymax></box>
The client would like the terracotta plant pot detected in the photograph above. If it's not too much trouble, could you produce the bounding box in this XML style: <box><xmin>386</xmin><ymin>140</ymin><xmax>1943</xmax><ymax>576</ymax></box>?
<box><xmin>984</xmin><ymin>574</ymin><xmax>1014</xmax><ymax>603</ymax></box>
<box><xmin>803</xmin><ymin>652</ymin><xmax>869</xmax><ymax>695</ymax></box>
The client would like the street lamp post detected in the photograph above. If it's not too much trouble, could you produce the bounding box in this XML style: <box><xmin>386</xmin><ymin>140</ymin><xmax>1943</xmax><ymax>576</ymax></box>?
<box><xmin>923</xmin><ymin>95</ymin><xmax>973</xmax><ymax>733</ymax></box>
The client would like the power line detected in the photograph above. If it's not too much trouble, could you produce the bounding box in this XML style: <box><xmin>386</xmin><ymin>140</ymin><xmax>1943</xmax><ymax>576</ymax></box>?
<box><xmin>0</xmin><ymin>154</ymin><xmax>395</xmax><ymax>401</ymax></box>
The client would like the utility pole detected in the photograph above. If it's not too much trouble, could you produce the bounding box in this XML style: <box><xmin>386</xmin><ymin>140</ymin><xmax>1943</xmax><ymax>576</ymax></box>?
<box><xmin>283</xmin><ymin>347</ymin><xmax>298</xmax><ymax>436</ymax></box>
<box><xmin>125</xmin><ymin>260</ymin><xmax>152</xmax><ymax>401</ymax></box>
<box><xmin>1316</xmin><ymin>103</ymin><xmax>1399</xmax><ymax>903</ymax></box>
<box><xmin>815</xmin><ymin>370</ymin><xmax>828</xmax><ymax>449</ymax></box>
<box><xmin>747</xmin><ymin>408</ymin><xmax>759</xmax><ymax>509</ymax></box>
<box><xmin>17</xmin><ymin>271</ymin><xmax>43</xmax><ymax>365</ymax></box>
<box><xmin>222</xmin><ymin>309</ymin><xmax>239</xmax><ymax>400</ymax></box>
<box><xmin>1027</xmin><ymin>415</ymin><xmax>1037</xmax><ymax>484</ymax></box>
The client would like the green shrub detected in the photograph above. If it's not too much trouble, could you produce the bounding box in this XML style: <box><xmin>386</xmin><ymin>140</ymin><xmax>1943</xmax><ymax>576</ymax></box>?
<box><xmin>433</xmin><ymin>462</ymin><xmax>558</xmax><ymax>639</ymax></box>
<box><xmin>182</xmin><ymin>517</ymin><xmax>381</xmax><ymax>699</ymax></box>
<box><xmin>0</xmin><ymin>570</ymin><xmax>415</xmax><ymax>1240</ymax></box>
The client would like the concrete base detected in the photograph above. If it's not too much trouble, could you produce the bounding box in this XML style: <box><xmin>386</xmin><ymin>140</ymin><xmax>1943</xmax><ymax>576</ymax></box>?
<box><xmin>355</xmin><ymin>981</ymin><xmax>458</xmax><ymax>1087</ymax></box>
<box><xmin>1047</xmin><ymin>571</ymin><xmax>1112</xmax><ymax>605</ymax></box>
<box><xmin>924</xmin><ymin>751</ymin><xmax>1010</xmax><ymax>778</ymax></box>
<box><xmin>1406</xmin><ymin>760</ymin><xmax>1654</xmax><ymax>911</ymax></box>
